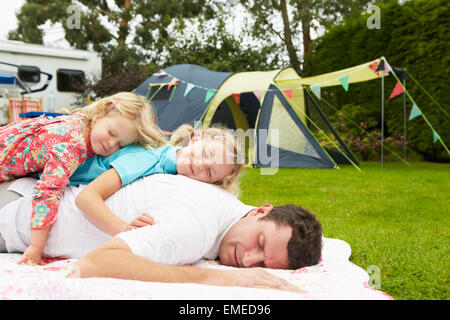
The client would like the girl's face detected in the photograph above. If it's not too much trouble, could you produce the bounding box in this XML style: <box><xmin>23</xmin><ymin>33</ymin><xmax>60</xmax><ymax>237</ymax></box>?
<box><xmin>176</xmin><ymin>138</ymin><xmax>234</xmax><ymax>184</ymax></box>
<box><xmin>90</xmin><ymin>113</ymin><xmax>138</xmax><ymax>156</ymax></box>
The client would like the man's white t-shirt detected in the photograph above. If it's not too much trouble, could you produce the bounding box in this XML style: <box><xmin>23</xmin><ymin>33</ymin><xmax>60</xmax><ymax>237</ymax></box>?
<box><xmin>0</xmin><ymin>175</ymin><xmax>254</xmax><ymax>264</ymax></box>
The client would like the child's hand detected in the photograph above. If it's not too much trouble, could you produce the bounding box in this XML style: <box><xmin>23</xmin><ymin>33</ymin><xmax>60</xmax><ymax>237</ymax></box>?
<box><xmin>126</xmin><ymin>213</ymin><xmax>155</xmax><ymax>231</ymax></box>
<box><xmin>17</xmin><ymin>245</ymin><xmax>45</xmax><ymax>266</ymax></box>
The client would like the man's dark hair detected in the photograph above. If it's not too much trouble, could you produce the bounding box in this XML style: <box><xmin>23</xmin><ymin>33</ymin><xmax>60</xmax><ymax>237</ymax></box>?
<box><xmin>260</xmin><ymin>205</ymin><xmax>322</xmax><ymax>269</ymax></box>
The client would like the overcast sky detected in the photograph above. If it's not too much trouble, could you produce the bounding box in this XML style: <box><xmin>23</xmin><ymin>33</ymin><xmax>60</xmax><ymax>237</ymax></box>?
<box><xmin>0</xmin><ymin>0</ymin><xmax>70</xmax><ymax>47</ymax></box>
<box><xmin>0</xmin><ymin>0</ymin><xmax>25</xmax><ymax>40</ymax></box>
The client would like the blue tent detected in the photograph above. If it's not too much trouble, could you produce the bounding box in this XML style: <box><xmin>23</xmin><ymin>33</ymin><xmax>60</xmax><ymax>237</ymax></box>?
<box><xmin>136</xmin><ymin>64</ymin><xmax>232</xmax><ymax>132</ymax></box>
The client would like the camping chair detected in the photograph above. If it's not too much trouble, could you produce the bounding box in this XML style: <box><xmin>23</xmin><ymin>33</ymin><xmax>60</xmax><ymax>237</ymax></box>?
<box><xmin>8</xmin><ymin>96</ymin><xmax>43</xmax><ymax>122</ymax></box>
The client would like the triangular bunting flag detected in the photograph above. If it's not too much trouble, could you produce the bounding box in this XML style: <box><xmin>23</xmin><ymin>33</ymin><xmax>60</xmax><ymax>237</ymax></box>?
<box><xmin>254</xmin><ymin>91</ymin><xmax>264</xmax><ymax>103</ymax></box>
<box><xmin>310</xmin><ymin>85</ymin><xmax>321</xmax><ymax>99</ymax></box>
<box><xmin>204</xmin><ymin>89</ymin><xmax>216</xmax><ymax>103</ymax></box>
<box><xmin>168</xmin><ymin>78</ymin><xmax>179</xmax><ymax>90</ymax></box>
<box><xmin>433</xmin><ymin>131</ymin><xmax>440</xmax><ymax>143</ymax></box>
<box><xmin>408</xmin><ymin>104</ymin><xmax>421</xmax><ymax>120</ymax></box>
<box><xmin>369</xmin><ymin>60</ymin><xmax>379</xmax><ymax>73</ymax></box>
<box><xmin>282</xmin><ymin>89</ymin><xmax>293</xmax><ymax>100</ymax></box>
<box><xmin>338</xmin><ymin>75</ymin><xmax>349</xmax><ymax>91</ymax></box>
<box><xmin>154</xmin><ymin>70</ymin><xmax>168</xmax><ymax>77</ymax></box>
<box><xmin>232</xmin><ymin>93</ymin><xmax>241</xmax><ymax>105</ymax></box>
<box><xmin>389</xmin><ymin>81</ymin><xmax>405</xmax><ymax>99</ymax></box>
<box><xmin>383</xmin><ymin>61</ymin><xmax>392</xmax><ymax>76</ymax></box>
<box><xmin>184</xmin><ymin>83</ymin><xmax>194</xmax><ymax>96</ymax></box>
<box><xmin>375</xmin><ymin>60</ymin><xmax>385</xmax><ymax>73</ymax></box>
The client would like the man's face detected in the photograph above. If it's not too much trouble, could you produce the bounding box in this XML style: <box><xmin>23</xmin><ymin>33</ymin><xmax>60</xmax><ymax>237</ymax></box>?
<box><xmin>218</xmin><ymin>204</ymin><xmax>292</xmax><ymax>269</ymax></box>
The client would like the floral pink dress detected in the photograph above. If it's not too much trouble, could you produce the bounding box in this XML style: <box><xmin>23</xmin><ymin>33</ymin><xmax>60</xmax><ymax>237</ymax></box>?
<box><xmin>0</xmin><ymin>115</ymin><xmax>94</xmax><ymax>229</ymax></box>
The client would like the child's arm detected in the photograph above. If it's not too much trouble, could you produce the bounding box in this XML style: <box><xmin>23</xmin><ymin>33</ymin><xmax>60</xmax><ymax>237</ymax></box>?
<box><xmin>22</xmin><ymin>141</ymin><xmax>83</xmax><ymax>265</ymax></box>
<box><xmin>75</xmin><ymin>168</ymin><xmax>130</xmax><ymax>236</ymax></box>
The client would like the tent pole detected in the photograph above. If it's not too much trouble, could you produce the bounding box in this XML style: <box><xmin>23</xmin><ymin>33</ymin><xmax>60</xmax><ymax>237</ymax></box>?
<box><xmin>403</xmin><ymin>79</ymin><xmax>407</xmax><ymax>164</ymax></box>
<box><xmin>381</xmin><ymin>72</ymin><xmax>384</xmax><ymax>169</ymax></box>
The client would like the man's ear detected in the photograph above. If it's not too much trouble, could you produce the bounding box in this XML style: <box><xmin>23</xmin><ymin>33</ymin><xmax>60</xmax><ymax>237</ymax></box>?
<box><xmin>247</xmin><ymin>204</ymin><xmax>273</xmax><ymax>217</ymax></box>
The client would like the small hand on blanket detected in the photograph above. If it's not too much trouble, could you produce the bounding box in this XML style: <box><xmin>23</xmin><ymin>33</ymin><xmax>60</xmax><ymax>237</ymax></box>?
<box><xmin>17</xmin><ymin>227</ymin><xmax>50</xmax><ymax>266</ymax></box>
<box><xmin>125</xmin><ymin>213</ymin><xmax>155</xmax><ymax>231</ymax></box>
<box><xmin>17</xmin><ymin>244</ymin><xmax>46</xmax><ymax>266</ymax></box>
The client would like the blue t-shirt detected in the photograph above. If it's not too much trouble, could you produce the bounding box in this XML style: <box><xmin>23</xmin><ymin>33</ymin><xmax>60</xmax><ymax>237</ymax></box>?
<box><xmin>69</xmin><ymin>144</ymin><xmax>179</xmax><ymax>187</ymax></box>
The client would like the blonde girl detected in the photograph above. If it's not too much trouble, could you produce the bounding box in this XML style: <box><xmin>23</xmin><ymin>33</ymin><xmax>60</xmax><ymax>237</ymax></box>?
<box><xmin>0</xmin><ymin>91</ymin><xmax>164</xmax><ymax>265</ymax></box>
<box><xmin>169</xmin><ymin>124</ymin><xmax>244</xmax><ymax>196</ymax></box>
<box><xmin>72</xmin><ymin>123</ymin><xmax>245</xmax><ymax>235</ymax></box>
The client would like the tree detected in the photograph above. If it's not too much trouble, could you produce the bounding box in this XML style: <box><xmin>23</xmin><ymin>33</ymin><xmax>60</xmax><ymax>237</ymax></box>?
<box><xmin>162</xmin><ymin>4</ymin><xmax>281</xmax><ymax>72</ymax></box>
<box><xmin>237</xmin><ymin>0</ymin><xmax>375</xmax><ymax>75</ymax></box>
<box><xmin>9</xmin><ymin>0</ymin><xmax>209</xmax><ymax>76</ymax></box>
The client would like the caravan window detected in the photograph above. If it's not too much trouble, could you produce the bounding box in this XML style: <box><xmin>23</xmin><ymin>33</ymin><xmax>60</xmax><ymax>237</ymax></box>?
<box><xmin>57</xmin><ymin>69</ymin><xmax>85</xmax><ymax>92</ymax></box>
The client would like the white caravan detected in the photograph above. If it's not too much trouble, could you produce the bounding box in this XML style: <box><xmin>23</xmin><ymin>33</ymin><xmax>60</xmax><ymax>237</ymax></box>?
<box><xmin>0</xmin><ymin>40</ymin><xmax>101</xmax><ymax>114</ymax></box>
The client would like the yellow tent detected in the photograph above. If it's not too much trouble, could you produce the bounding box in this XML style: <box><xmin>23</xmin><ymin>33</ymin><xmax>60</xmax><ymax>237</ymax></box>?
<box><xmin>136</xmin><ymin>58</ymin><xmax>386</xmax><ymax>168</ymax></box>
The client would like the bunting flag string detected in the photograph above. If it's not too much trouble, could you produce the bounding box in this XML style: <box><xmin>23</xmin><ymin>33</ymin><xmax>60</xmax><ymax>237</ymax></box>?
<box><xmin>154</xmin><ymin>59</ymin><xmax>383</xmax><ymax>103</ymax></box>
<box><xmin>149</xmin><ymin>70</ymin><xmax>268</xmax><ymax>105</ymax></box>
<box><xmin>385</xmin><ymin>57</ymin><xmax>449</xmax><ymax>153</ymax></box>
<box><xmin>150</xmin><ymin>62</ymin><xmax>447</xmax><ymax>153</ymax></box>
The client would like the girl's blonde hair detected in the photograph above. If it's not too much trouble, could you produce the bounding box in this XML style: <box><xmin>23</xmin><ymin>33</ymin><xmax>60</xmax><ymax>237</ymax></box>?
<box><xmin>73</xmin><ymin>92</ymin><xmax>167</xmax><ymax>148</ymax></box>
<box><xmin>170</xmin><ymin>124</ymin><xmax>245</xmax><ymax>197</ymax></box>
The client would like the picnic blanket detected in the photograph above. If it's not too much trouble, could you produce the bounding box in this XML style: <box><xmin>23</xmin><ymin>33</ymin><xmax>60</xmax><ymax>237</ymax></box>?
<box><xmin>0</xmin><ymin>238</ymin><xmax>393</xmax><ymax>300</ymax></box>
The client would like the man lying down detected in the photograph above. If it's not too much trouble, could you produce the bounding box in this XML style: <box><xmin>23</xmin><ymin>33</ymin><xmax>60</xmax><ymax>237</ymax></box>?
<box><xmin>0</xmin><ymin>174</ymin><xmax>322</xmax><ymax>291</ymax></box>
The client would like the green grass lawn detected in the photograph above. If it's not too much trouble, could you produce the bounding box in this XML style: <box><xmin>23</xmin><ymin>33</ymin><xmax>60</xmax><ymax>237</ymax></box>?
<box><xmin>238</xmin><ymin>162</ymin><xmax>449</xmax><ymax>300</ymax></box>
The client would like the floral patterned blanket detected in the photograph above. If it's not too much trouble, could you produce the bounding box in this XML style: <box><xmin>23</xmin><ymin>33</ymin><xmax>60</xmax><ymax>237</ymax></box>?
<box><xmin>0</xmin><ymin>238</ymin><xmax>393</xmax><ymax>300</ymax></box>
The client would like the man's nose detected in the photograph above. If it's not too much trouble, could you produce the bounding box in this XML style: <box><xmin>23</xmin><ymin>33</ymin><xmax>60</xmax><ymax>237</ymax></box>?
<box><xmin>242</xmin><ymin>250</ymin><xmax>264</xmax><ymax>268</ymax></box>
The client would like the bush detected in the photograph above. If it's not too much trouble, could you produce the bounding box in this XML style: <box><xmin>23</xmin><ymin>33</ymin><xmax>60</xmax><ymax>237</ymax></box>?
<box><xmin>74</xmin><ymin>70</ymin><xmax>149</xmax><ymax>106</ymax></box>
<box><xmin>318</xmin><ymin>104</ymin><xmax>411</xmax><ymax>161</ymax></box>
